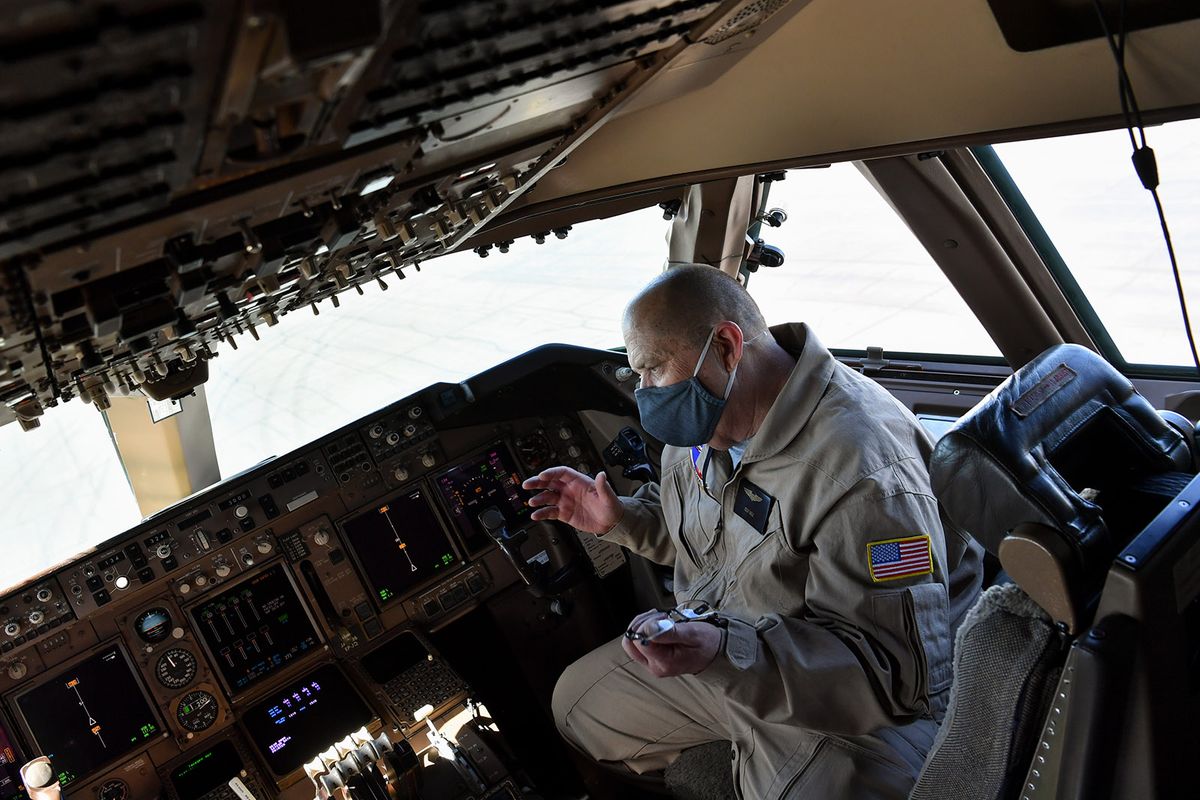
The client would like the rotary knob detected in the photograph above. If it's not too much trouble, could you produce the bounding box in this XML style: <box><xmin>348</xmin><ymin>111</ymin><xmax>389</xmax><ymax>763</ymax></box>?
<box><xmin>255</xmin><ymin>537</ymin><xmax>273</xmax><ymax>555</ymax></box>
<box><xmin>7</xmin><ymin>661</ymin><xmax>27</xmax><ymax>681</ymax></box>
<box><xmin>193</xmin><ymin>573</ymin><xmax>208</xmax><ymax>587</ymax></box>
<box><xmin>567</xmin><ymin>445</ymin><xmax>582</xmax><ymax>458</ymax></box>
<box><xmin>312</xmin><ymin>529</ymin><xmax>330</xmax><ymax>547</ymax></box>
<box><xmin>27</xmin><ymin>610</ymin><xmax>44</xmax><ymax>625</ymax></box>
<box><xmin>420</xmin><ymin>453</ymin><xmax>436</xmax><ymax>469</ymax></box>
<box><xmin>557</xmin><ymin>426</ymin><xmax>573</xmax><ymax>440</ymax></box>
<box><xmin>235</xmin><ymin>505</ymin><xmax>249</xmax><ymax>519</ymax></box>
<box><xmin>35</xmin><ymin>588</ymin><xmax>52</xmax><ymax>603</ymax></box>
<box><xmin>156</xmin><ymin>543</ymin><xmax>172</xmax><ymax>559</ymax></box>
<box><xmin>3</xmin><ymin>621</ymin><xmax>20</xmax><ymax>637</ymax></box>
<box><xmin>393</xmin><ymin>467</ymin><xmax>410</xmax><ymax>483</ymax></box>
<box><xmin>213</xmin><ymin>560</ymin><xmax>231</xmax><ymax>578</ymax></box>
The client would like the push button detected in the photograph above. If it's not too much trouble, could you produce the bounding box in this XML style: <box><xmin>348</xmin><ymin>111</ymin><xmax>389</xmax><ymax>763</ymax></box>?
<box><xmin>363</xmin><ymin>618</ymin><xmax>383</xmax><ymax>638</ymax></box>
<box><xmin>423</xmin><ymin>599</ymin><xmax>441</xmax><ymax>617</ymax></box>
<box><xmin>86</xmin><ymin>575</ymin><xmax>103</xmax><ymax>592</ymax></box>
<box><xmin>354</xmin><ymin>602</ymin><xmax>372</xmax><ymax>621</ymax></box>
<box><xmin>93</xmin><ymin>590</ymin><xmax>111</xmax><ymax>606</ymax></box>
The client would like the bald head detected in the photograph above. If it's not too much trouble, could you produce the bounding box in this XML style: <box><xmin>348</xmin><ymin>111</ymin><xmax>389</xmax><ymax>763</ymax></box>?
<box><xmin>624</xmin><ymin>264</ymin><xmax>768</xmax><ymax>351</ymax></box>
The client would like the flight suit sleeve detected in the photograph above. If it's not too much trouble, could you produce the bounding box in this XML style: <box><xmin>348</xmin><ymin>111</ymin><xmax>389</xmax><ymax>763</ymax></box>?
<box><xmin>696</xmin><ymin>476</ymin><xmax>953</xmax><ymax>735</ymax></box>
<box><xmin>601</xmin><ymin>481</ymin><xmax>677</xmax><ymax>566</ymax></box>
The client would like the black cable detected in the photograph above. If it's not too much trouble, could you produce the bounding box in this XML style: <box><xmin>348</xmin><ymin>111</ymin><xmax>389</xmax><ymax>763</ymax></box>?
<box><xmin>1090</xmin><ymin>0</ymin><xmax>1199</xmax><ymax>373</ymax></box>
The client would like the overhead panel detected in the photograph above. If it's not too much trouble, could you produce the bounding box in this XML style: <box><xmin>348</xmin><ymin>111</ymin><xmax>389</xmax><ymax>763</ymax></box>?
<box><xmin>0</xmin><ymin>0</ymin><xmax>797</xmax><ymax>431</ymax></box>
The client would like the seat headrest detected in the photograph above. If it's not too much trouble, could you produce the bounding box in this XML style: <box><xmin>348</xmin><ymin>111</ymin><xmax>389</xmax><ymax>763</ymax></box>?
<box><xmin>931</xmin><ymin>344</ymin><xmax>1190</xmax><ymax>569</ymax></box>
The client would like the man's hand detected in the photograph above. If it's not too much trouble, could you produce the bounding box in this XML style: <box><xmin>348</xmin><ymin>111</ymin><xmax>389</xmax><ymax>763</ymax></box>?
<box><xmin>621</xmin><ymin>610</ymin><xmax>723</xmax><ymax>677</ymax></box>
<box><xmin>522</xmin><ymin>467</ymin><xmax>622</xmax><ymax>534</ymax></box>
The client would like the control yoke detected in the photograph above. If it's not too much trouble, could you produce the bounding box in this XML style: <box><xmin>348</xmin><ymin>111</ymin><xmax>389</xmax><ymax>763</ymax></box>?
<box><xmin>602</xmin><ymin>427</ymin><xmax>656</xmax><ymax>483</ymax></box>
<box><xmin>477</xmin><ymin>508</ymin><xmax>581</xmax><ymax>598</ymax></box>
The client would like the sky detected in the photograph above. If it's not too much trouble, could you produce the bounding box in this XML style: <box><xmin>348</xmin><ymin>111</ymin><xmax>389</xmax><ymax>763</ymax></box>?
<box><xmin>1</xmin><ymin>118</ymin><xmax>1196</xmax><ymax>590</ymax></box>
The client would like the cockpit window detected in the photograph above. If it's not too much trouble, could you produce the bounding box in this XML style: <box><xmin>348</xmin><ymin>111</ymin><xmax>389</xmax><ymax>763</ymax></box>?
<box><xmin>745</xmin><ymin>163</ymin><xmax>1002</xmax><ymax>358</ymax></box>
<box><xmin>0</xmin><ymin>402</ymin><xmax>142</xmax><ymax>591</ymax></box>
<box><xmin>989</xmin><ymin>117</ymin><xmax>1200</xmax><ymax>369</ymax></box>
<box><xmin>205</xmin><ymin>206</ymin><xmax>670</xmax><ymax>478</ymax></box>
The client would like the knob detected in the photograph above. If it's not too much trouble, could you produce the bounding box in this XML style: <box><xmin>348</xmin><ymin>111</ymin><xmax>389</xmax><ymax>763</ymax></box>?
<box><xmin>193</xmin><ymin>573</ymin><xmax>208</xmax><ymax>587</ymax></box>
<box><xmin>312</xmin><ymin>529</ymin><xmax>330</xmax><ymax>547</ymax></box>
<box><xmin>557</xmin><ymin>426</ymin><xmax>572</xmax><ymax>440</ymax></box>
<box><xmin>35</xmin><ymin>588</ymin><xmax>52</xmax><ymax>603</ymax></box>
<box><xmin>408</xmin><ymin>406</ymin><xmax>423</xmax><ymax>419</ymax></box>
<box><xmin>420</xmin><ymin>453</ymin><xmax>436</xmax><ymax>468</ymax></box>
<box><xmin>3</xmin><ymin>621</ymin><xmax>20</xmax><ymax>637</ymax></box>
<box><xmin>156</xmin><ymin>543</ymin><xmax>172</xmax><ymax>559</ymax></box>
<box><xmin>567</xmin><ymin>445</ymin><xmax>582</xmax><ymax>458</ymax></box>
<box><xmin>178</xmin><ymin>583</ymin><xmax>191</xmax><ymax>595</ymax></box>
<box><xmin>214</xmin><ymin>561</ymin><xmax>231</xmax><ymax>578</ymax></box>
<box><xmin>369</xmin><ymin>424</ymin><xmax>384</xmax><ymax>439</ymax></box>
<box><xmin>241</xmin><ymin>553</ymin><xmax>255</xmax><ymax>567</ymax></box>
<box><xmin>235</xmin><ymin>505</ymin><xmax>249</xmax><ymax>519</ymax></box>
<box><xmin>385</xmin><ymin>432</ymin><xmax>400</xmax><ymax>446</ymax></box>
<box><xmin>403</xmin><ymin>424</ymin><xmax>417</xmax><ymax>438</ymax></box>
<box><xmin>27</xmin><ymin>611</ymin><xmax>44</xmax><ymax>626</ymax></box>
<box><xmin>393</xmin><ymin>467</ymin><xmax>410</xmax><ymax>483</ymax></box>
<box><xmin>7</xmin><ymin>662</ymin><xmax>27</xmax><ymax>681</ymax></box>
<box><xmin>255</xmin><ymin>538</ymin><xmax>273</xmax><ymax>555</ymax></box>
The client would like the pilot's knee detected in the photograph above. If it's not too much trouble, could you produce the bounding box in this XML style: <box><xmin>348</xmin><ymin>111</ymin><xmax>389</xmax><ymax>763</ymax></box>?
<box><xmin>551</xmin><ymin>658</ymin><xmax>589</xmax><ymax>740</ymax></box>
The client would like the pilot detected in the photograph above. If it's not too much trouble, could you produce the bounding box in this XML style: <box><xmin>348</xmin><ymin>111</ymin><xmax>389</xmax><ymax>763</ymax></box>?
<box><xmin>522</xmin><ymin>264</ymin><xmax>984</xmax><ymax>799</ymax></box>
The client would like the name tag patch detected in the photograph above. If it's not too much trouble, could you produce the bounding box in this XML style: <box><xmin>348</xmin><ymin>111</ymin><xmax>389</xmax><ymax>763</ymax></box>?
<box><xmin>867</xmin><ymin>535</ymin><xmax>933</xmax><ymax>582</ymax></box>
<box><xmin>734</xmin><ymin>480</ymin><xmax>774</xmax><ymax>535</ymax></box>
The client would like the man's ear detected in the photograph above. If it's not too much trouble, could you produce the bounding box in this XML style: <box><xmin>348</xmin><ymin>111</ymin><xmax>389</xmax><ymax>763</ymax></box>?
<box><xmin>711</xmin><ymin>321</ymin><xmax>744</xmax><ymax>371</ymax></box>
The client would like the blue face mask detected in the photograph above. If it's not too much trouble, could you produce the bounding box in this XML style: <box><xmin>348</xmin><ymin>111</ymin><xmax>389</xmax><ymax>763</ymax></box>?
<box><xmin>635</xmin><ymin>327</ymin><xmax>739</xmax><ymax>447</ymax></box>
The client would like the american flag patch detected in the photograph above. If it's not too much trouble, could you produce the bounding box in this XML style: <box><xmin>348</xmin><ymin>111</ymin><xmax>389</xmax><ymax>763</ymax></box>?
<box><xmin>867</xmin><ymin>535</ymin><xmax>933</xmax><ymax>582</ymax></box>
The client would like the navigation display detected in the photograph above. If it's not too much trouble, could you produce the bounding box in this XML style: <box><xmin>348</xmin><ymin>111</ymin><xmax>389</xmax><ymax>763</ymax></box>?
<box><xmin>341</xmin><ymin>484</ymin><xmax>459</xmax><ymax>605</ymax></box>
<box><xmin>434</xmin><ymin>444</ymin><xmax>533</xmax><ymax>551</ymax></box>
<box><xmin>12</xmin><ymin>644</ymin><xmax>161</xmax><ymax>789</ymax></box>
<box><xmin>0</xmin><ymin>718</ymin><xmax>26</xmax><ymax>800</ymax></box>
<box><xmin>243</xmin><ymin>663</ymin><xmax>373</xmax><ymax>776</ymax></box>
<box><xmin>189</xmin><ymin>564</ymin><xmax>321</xmax><ymax>694</ymax></box>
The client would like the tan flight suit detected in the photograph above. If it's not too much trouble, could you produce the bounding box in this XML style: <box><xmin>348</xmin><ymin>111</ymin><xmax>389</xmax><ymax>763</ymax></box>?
<box><xmin>553</xmin><ymin>323</ymin><xmax>984</xmax><ymax>799</ymax></box>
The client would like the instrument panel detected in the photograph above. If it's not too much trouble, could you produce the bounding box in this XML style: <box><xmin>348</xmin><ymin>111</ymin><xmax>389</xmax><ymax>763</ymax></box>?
<box><xmin>0</xmin><ymin>345</ymin><xmax>635</xmax><ymax>798</ymax></box>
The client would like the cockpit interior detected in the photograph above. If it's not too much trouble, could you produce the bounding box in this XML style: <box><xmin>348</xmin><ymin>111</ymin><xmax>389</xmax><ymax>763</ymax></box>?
<box><xmin>1</xmin><ymin>1</ymin><xmax>1199</xmax><ymax>798</ymax></box>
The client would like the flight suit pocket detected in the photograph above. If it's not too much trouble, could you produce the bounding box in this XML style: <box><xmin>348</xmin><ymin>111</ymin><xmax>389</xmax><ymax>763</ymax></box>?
<box><xmin>906</xmin><ymin>582</ymin><xmax>952</xmax><ymax>696</ymax></box>
<box><xmin>870</xmin><ymin>583</ymin><xmax>952</xmax><ymax>715</ymax></box>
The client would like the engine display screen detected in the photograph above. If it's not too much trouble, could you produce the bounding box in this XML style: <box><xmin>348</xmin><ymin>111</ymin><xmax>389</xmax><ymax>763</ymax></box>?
<box><xmin>189</xmin><ymin>564</ymin><xmax>321</xmax><ymax>694</ymax></box>
<box><xmin>341</xmin><ymin>485</ymin><xmax>459</xmax><ymax>605</ymax></box>
<box><xmin>169</xmin><ymin>740</ymin><xmax>244</xmax><ymax>800</ymax></box>
<box><xmin>12</xmin><ymin>644</ymin><xmax>161</xmax><ymax>789</ymax></box>
<box><xmin>434</xmin><ymin>444</ymin><xmax>533</xmax><ymax>551</ymax></box>
<box><xmin>243</xmin><ymin>663</ymin><xmax>373</xmax><ymax>776</ymax></box>
<box><xmin>0</xmin><ymin>719</ymin><xmax>26</xmax><ymax>800</ymax></box>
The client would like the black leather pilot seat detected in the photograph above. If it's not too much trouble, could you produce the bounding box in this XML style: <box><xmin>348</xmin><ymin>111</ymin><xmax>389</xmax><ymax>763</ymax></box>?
<box><xmin>910</xmin><ymin>343</ymin><xmax>1192</xmax><ymax>800</ymax></box>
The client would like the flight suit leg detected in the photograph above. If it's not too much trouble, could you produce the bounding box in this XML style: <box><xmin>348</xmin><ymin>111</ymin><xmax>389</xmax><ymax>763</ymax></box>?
<box><xmin>554</xmin><ymin>636</ymin><xmax>937</xmax><ymax>799</ymax></box>
<box><xmin>552</xmin><ymin>636</ymin><xmax>729</xmax><ymax>773</ymax></box>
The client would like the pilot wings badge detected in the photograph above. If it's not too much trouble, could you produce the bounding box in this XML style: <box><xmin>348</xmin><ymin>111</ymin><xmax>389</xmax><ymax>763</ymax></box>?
<box><xmin>867</xmin><ymin>535</ymin><xmax>934</xmax><ymax>582</ymax></box>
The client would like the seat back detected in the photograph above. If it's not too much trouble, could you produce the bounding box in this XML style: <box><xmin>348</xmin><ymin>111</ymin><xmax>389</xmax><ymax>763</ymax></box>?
<box><xmin>911</xmin><ymin>344</ymin><xmax>1192</xmax><ymax>800</ymax></box>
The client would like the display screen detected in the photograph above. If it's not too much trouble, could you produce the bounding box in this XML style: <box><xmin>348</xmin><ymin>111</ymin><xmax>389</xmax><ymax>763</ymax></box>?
<box><xmin>170</xmin><ymin>740</ymin><xmax>244</xmax><ymax>800</ymax></box>
<box><xmin>359</xmin><ymin>632</ymin><xmax>429</xmax><ymax>685</ymax></box>
<box><xmin>341</xmin><ymin>485</ymin><xmax>459</xmax><ymax>604</ymax></box>
<box><xmin>243</xmin><ymin>663</ymin><xmax>373</xmax><ymax>776</ymax></box>
<box><xmin>189</xmin><ymin>564</ymin><xmax>320</xmax><ymax>694</ymax></box>
<box><xmin>13</xmin><ymin>644</ymin><xmax>161</xmax><ymax>788</ymax></box>
<box><xmin>434</xmin><ymin>444</ymin><xmax>533</xmax><ymax>551</ymax></box>
<box><xmin>0</xmin><ymin>719</ymin><xmax>26</xmax><ymax>800</ymax></box>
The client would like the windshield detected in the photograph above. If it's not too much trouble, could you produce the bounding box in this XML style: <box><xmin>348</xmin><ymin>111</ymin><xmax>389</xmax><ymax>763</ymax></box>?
<box><xmin>0</xmin><ymin>207</ymin><xmax>670</xmax><ymax>590</ymax></box>
<box><xmin>991</xmin><ymin>117</ymin><xmax>1200</xmax><ymax>368</ymax></box>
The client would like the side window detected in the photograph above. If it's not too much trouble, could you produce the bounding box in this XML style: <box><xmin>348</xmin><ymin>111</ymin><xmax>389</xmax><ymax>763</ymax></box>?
<box><xmin>745</xmin><ymin>164</ymin><xmax>1001</xmax><ymax>357</ymax></box>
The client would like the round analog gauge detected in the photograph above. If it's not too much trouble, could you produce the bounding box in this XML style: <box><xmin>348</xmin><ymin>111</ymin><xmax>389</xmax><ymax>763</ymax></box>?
<box><xmin>516</xmin><ymin>433</ymin><xmax>553</xmax><ymax>470</ymax></box>
<box><xmin>134</xmin><ymin>607</ymin><xmax>172</xmax><ymax>643</ymax></box>
<box><xmin>98</xmin><ymin>779</ymin><xmax>129</xmax><ymax>800</ymax></box>
<box><xmin>155</xmin><ymin>647</ymin><xmax>198</xmax><ymax>689</ymax></box>
<box><xmin>175</xmin><ymin>689</ymin><xmax>219</xmax><ymax>732</ymax></box>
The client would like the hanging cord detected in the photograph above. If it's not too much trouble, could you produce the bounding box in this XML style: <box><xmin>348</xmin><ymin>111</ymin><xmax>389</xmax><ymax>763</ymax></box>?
<box><xmin>1090</xmin><ymin>0</ymin><xmax>1199</xmax><ymax>373</ymax></box>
